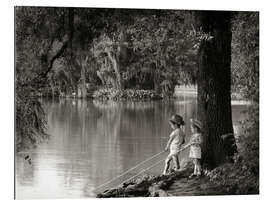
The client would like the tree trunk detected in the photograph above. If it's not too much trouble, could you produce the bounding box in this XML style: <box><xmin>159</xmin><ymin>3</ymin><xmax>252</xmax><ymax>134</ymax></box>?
<box><xmin>106</xmin><ymin>50</ymin><xmax>123</xmax><ymax>90</ymax></box>
<box><xmin>197</xmin><ymin>11</ymin><xmax>237</xmax><ymax>169</ymax></box>
<box><xmin>153</xmin><ymin>62</ymin><xmax>161</xmax><ymax>93</ymax></box>
<box><xmin>79</xmin><ymin>56</ymin><xmax>88</xmax><ymax>99</ymax></box>
<box><xmin>81</xmin><ymin>68</ymin><xmax>87</xmax><ymax>99</ymax></box>
<box><xmin>41</xmin><ymin>8</ymin><xmax>74</xmax><ymax>80</ymax></box>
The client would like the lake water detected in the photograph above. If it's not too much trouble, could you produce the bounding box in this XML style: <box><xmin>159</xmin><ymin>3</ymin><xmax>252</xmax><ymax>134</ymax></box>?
<box><xmin>15</xmin><ymin>96</ymin><xmax>248</xmax><ymax>199</ymax></box>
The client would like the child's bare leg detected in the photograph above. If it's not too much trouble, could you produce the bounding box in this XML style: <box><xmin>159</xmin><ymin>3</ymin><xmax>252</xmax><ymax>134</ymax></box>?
<box><xmin>193</xmin><ymin>159</ymin><xmax>198</xmax><ymax>175</ymax></box>
<box><xmin>172</xmin><ymin>155</ymin><xmax>180</xmax><ymax>170</ymax></box>
<box><xmin>196</xmin><ymin>160</ymin><xmax>201</xmax><ymax>175</ymax></box>
<box><xmin>189</xmin><ymin>159</ymin><xmax>197</xmax><ymax>178</ymax></box>
<box><xmin>163</xmin><ymin>157</ymin><xmax>172</xmax><ymax>174</ymax></box>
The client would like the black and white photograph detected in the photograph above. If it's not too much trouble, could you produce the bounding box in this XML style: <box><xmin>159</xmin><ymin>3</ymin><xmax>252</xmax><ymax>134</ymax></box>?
<box><xmin>11</xmin><ymin>0</ymin><xmax>262</xmax><ymax>200</ymax></box>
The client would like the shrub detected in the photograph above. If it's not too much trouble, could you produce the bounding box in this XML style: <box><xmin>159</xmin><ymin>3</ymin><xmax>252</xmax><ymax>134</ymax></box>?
<box><xmin>93</xmin><ymin>88</ymin><xmax>162</xmax><ymax>101</ymax></box>
<box><xmin>206</xmin><ymin>103</ymin><xmax>259</xmax><ymax>194</ymax></box>
<box><xmin>16</xmin><ymin>84</ymin><xmax>49</xmax><ymax>152</ymax></box>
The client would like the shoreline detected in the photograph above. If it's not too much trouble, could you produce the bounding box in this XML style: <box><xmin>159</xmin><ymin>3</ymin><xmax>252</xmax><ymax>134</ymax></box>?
<box><xmin>96</xmin><ymin>164</ymin><xmax>195</xmax><ymax>198</ymax></box>
<box><xmin>96</xmin><ymin>161</ymin><xmax>258</xmax><ymax>198</ymax></box>
<box><xmin>38</xmin><ymin>95</ymin><xmax>251</xmax><ymax>106</ymax></box>
<box><xmin>38</xmin><ymin>86</ymin><xmax>247</xmax><ymax>103</ymax></box>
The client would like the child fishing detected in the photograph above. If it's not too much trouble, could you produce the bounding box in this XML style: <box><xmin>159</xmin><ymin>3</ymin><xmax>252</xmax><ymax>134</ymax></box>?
<box><xmin>163</xmin><ymin>114</ymin><xmax>185</xmax><ymax>175</ymax></box>
<box><xmin>183</xmin><ymin>118</ymin><xmax>203</xmax><ymax>177</ymax></box>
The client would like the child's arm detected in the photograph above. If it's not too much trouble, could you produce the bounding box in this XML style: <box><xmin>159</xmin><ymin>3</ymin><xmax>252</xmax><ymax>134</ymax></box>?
<box><xmin>164</xmin><ymin>132</ymin><xmax>176</xmax><ymax>151</ymax></box>
<box><xmin>180</xmin><ymin>142</ymin><xmax>192</xmax><ymax>151</ymax></box>
<box><xmin>181</xmin><ymin>132</ymin><xmax>186</xmax><ymax>145</ymax></box>
<box><xmin>179</xmin><ymin>134</ymin><xmax>197</xmax><ymax>151</ymax></box>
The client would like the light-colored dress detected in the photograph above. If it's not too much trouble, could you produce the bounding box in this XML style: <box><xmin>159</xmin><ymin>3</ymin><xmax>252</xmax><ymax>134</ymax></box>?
<box><xmin>169</xmin><ymin>128</ymin><xmax>185</xmax><ymax>156</ymax></box>
<box><xmin>189</xmin><ymin>133</ymin><xmax>202</xmax><ymax>159</ymax></box>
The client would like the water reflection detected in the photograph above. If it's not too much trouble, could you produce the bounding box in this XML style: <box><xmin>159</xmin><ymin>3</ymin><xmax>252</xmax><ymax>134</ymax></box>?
<box><xmin>15</xmin><ymin>97</ymin><xmax>248</xmax><ymax>199</ymax></box>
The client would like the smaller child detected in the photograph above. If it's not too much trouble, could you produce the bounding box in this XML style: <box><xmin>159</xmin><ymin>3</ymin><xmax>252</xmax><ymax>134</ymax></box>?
<box><xmin>188</xmin><ymin>119</ymin><xmax>203</xmax><ymax>177</ymax></box>
<box><xmin>163</xmin><ymin>114</ymin><xmax>185</xmax><ymax>175</ymax></box>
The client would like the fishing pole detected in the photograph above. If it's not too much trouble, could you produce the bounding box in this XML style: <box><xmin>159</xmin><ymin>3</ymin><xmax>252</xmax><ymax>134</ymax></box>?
<box><xmin>114</xmin><ymin>145</ymin><xmax>194</xmax><ymax>189</ymax></box>
<box><xmin>96</xmin><ymin>145</ymin><xmax>191</xmax><ymax>193</ymax></box>
<box><xmin>115</xmin><ymin>158</ymin><xmax>165</xmax><ymax>189</ymax></box>
<box><xmin>94</xmin><ymin>150</ymin><xmax>166</xmax><ymax>191</ymax></box>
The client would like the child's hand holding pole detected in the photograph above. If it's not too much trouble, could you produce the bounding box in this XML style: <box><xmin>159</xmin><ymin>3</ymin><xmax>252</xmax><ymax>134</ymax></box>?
<box><xmin>179</xmin><ymin>143</ymin><xmax>191</xmax><ymax>152</ymax></box>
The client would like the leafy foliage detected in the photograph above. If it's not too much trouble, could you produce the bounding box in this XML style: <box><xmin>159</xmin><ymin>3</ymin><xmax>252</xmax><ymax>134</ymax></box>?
<box><xmin>15</xmin><ymin>87</ymin><xmax>48</xmax><ymax>151</ymax></box>
<box><xmin>231</xmin><ymin>11</ymin><xmax>259</xmax><ymax>180</ymax></box>
<box><xmin>231</xmin><ymin>12</ymin><xmax>259</xmax><ymax>101</ymax></box>
<box><xmin>91</xmin><ymin>10</ymin><xmax>201</xmax><ymax>96</ymax></box>
<box><xmin>93</xmin><ymin>88</ymin><xmax>162</xmax><ymax>101</ymax></box>
<box><xmin>126</xmin><ymin>11</ymin><xmax>198</xmax><ymax>94</ymax></box>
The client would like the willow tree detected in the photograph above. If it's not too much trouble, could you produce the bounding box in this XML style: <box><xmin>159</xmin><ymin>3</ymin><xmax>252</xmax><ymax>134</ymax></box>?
<box><xmin>93</xmin><ymin>9</ymin><xmax>141</xmax><ymax>90</ymax></box>
<box><xmin>196</xmin><ymin>11</ymin><xmax>237</xmax><ymax>168</ymax></box>
<box><xmin>15</xmin><ymin>7</ymin><xmax>75</xmax><ymax>151</ymax></box>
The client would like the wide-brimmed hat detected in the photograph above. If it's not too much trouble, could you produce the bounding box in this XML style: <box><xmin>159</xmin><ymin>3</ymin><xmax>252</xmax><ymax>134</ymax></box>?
<box><xmin>190</xmin><ymin>119</ymin><xmax>202</xmax><ymax>130</ymax></box>
<box><xmin>169</xmin><ymin>114</ymin><xmax>185</xmax><ymax>126</ymax></box>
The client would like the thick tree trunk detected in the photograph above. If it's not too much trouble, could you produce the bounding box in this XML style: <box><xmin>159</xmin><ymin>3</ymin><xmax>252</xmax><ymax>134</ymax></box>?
<box><xmin>197</xmin><ymin>11</ymin><xmax>237</xmax><ymax>169</ymax></box>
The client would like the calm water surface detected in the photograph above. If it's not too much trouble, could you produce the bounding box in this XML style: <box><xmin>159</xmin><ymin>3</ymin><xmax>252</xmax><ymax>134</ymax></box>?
<box><xmin>15</xmin><ymin>96</ymin><xmax>248</xmax><ymax>199</ymax></box>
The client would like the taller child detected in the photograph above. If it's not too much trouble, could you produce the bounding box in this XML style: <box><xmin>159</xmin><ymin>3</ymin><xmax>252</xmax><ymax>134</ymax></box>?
<box><xmin>163</xmin><ymin>114</ymin><xmax>185</xmax><ymax>175</ymax></box>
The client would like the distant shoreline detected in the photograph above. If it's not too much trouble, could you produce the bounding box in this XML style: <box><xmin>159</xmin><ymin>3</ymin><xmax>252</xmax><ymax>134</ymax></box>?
<box><xmin>38</xmin><ymin>85</ymin><xmax>248</xmax><ymax>103</ymax></box>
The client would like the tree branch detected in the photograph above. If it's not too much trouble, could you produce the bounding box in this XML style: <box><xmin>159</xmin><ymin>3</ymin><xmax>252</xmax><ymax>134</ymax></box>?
<box><xmin>42</xmin><ymin>36</ymin><xmax>69</xmax><ymax>78</ymax></box>
<box><xmin>34</xmin><ymin>8</ymin><xmax>74</xmax><ymax>85</ymax></box>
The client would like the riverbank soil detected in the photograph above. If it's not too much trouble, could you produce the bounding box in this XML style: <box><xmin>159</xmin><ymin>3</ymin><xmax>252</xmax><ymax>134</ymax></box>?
<box><xmin>96</xmin><ymin>165</ymin><xmax>195</xmax><ymax>198</ymax></box>
<box><xmin>166</xmin><ymin>174</ymin><xmax>227</xmax><ymax>196</ymax></box>
<box><xmin>97</xmin><ymin>161</ymin><xmax>258</xmax><ymax>198</ymax></box>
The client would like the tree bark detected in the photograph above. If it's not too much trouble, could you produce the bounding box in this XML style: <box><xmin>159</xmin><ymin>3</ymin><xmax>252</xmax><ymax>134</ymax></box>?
<box><xmin>106</xmin><ymin>49</ymin><xmax>123</xmax><ymax>90</ymax></box>
<box><xmin>153</xmin><ymin>62</ymin><xmax>161</xmax><ymax>93</ymax></box>
<box><xmin>196</xmin><ymin>11</ymin><xmax>237</xmax><ymax>169</ymax></box>
<box><xmin>77</xmin><ymin>56</ymin><xmax>88</xmax><ymax>98</ymax></box>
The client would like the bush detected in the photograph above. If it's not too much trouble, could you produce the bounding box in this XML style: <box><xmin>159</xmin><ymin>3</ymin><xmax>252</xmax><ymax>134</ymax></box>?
<box><xmin>237</xmin><ymin>103</ymin><xmax>259</xmax><ymax>176</ymax></box>
<box><xmin>93</xmin><ymin>88</ymin><xmax>162</xmax><ymax>101</ymax></box>
<box><xmin>206</xmin><ymin>103</ymin><xmax>259</xmax><ymax>194</ymax></box>
<box><xmin>16</xmin><ymin>84</ymin><xmax>49</xmax><ymax>152</ymax></box>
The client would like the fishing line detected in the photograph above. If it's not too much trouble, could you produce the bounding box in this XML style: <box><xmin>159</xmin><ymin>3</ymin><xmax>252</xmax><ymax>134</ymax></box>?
<box><xmin>116</xmin><ymin>158</ymin><xmax>166</xmax><ymax>188</ymax></box>
<box><xmin>94</xmin><ymin>150</ymin><xmax>165</xmax><ymax>191</ymax></box>
<box><xmin>96</xmin><ymin>146</ymin><xmax>190</xmax><ymax>193</ymax></box>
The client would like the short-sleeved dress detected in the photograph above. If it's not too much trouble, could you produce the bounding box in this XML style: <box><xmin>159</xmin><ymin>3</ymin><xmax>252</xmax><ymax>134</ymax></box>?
<box><xmin>169</xmin><ymin>128</ymin><xmax>185</xmax><ymax>157</ymax></box>
<box><xmin>189</xmin><ymin>133</ymin><xmax>202</xmax><ymax>159</ymax></box>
